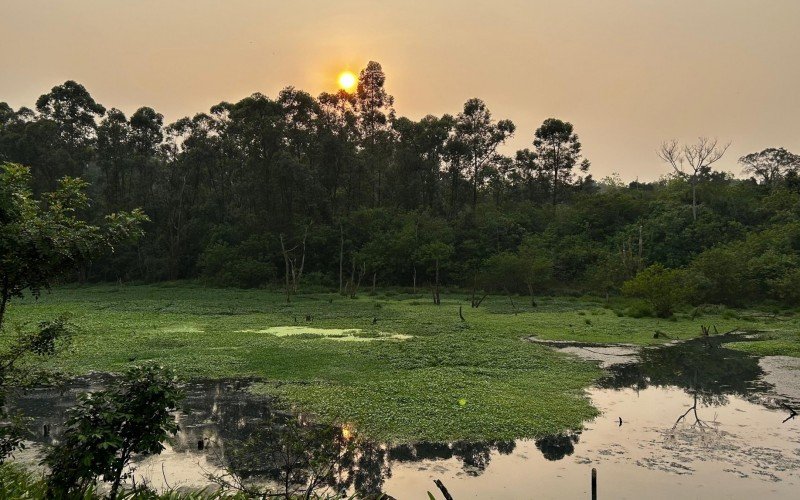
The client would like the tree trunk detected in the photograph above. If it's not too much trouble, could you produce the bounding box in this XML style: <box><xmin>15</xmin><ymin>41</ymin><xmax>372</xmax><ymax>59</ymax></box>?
<box><xmin>638</xmin><ymin>224</ymin><xmax>643</xmax><ymax>270</ymax></box>
<box><xmin>280</xmin><ymin>235</ymin><xmax>292</xmax><ymax>303</ymax></box>
<box><xmin>0</xmin><ymin>276</ymin><xmax>9</xmax><ymax>330</ymax></box>
<box><xmin>109</xmin><ymin>448</ymin><xmax>130</xmax><ymax>499</ymax></box>
<box><xmin>472</xmin><ymin>161</ymin><xmax>479</xmax><ymax>209</ymax></box>
<box><xmin>433</xmin><ymin>259</ymin><xmax>441</xmax><ymax>305</ymax></box>
<box><xmin>339</xmin><ymin>223</ymin><xmax>344</xmax><ymax>294</ymax></box>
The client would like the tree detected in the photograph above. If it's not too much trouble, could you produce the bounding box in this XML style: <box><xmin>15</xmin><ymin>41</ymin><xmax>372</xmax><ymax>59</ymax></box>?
<box><xmin>739</xmin><ymin>147</ymin><xmax>800</xmax><ymax>188</ymax></box>
<box><xmin>34</xmin><ymin>81</ymin><xmax>106</xmax><ymax>190</ymax></box>
<box><xmin>415</xmin><ymin>241</ymin><xmax>454</xmax><ymax>304</ymax></box>
<box><xmin>355</xmin><ymin>61</ymin><xmax>395</xmax><ymax>206</ymax></box>
<box><xmin>43</xmin><ymin>364</ymin><xmax>183</xmax><ymax>498</ymax></box>
<box><xmin>0</xmin><ymin>164</ymin><xmax>146</xmax><ymax>329</ymax></box>
<box><xmin>532</xmin><ymin>118</ymin><xmax>589</xmax><ymax>205</ymax></box>
<box><xmin>391</xmin><ymin>115</ymin><xmax>453</xmax><ymax>209</ymax></box>
<box><xmin>0</xmin><ymin>162</ymin><xmax>147</xmax><ymax>461</ymax></box>
<box><xmin>658</xmin><ymin>137</ymin><xmax>730</xmax><ymax>221</ymax></box>
<box><xmin>479</xmin><ymin>252</ymin><xmax>524</xmax><ymax>294</ymax></box>
<box><xmin>513</xmin><ymin>148</ymin><xmax>549</xmax><ymax>202</ymax></box>
<box><xmin>448</xmin><ymin>99</ymin><xmax>514</xmax><ymax>209</ymax></box>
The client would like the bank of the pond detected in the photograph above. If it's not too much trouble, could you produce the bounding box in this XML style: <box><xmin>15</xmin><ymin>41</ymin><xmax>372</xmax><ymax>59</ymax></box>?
<box><xmin>8</xmin><ymin>284</ymin><xmax>800</xmax><ymax>441</ymax></box>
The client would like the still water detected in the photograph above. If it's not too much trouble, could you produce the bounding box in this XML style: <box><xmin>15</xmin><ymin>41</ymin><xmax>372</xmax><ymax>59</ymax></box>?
<box><xmin>9</xmin><ymin>336</ymin><xmax>800</xmax><ymax>499</ymax></box>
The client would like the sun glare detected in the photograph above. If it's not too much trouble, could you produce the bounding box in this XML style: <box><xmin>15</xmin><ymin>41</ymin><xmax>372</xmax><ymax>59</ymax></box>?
<box><xmin>338</xmin><ymin>71</ymin><xmax>357</xmax><ymax>92</ymax></box>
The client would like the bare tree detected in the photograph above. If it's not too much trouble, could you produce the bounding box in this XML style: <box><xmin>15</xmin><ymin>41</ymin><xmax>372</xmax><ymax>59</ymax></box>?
<box><xmin>279</xmin><ymin>226</ymin><xmax>309</xmax><ymax>303</ymax></box>
<box><xmin>658</xmin><ymin>138</ymin><xmax>730</xmax><ymax>221</ymax></box>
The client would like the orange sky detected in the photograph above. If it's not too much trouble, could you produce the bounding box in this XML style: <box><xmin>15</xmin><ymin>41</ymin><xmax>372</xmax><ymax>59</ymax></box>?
<box><xmin>2</xmin><ymin>0</ymin><xmax>799</xmax><ymax>181</ymax></box>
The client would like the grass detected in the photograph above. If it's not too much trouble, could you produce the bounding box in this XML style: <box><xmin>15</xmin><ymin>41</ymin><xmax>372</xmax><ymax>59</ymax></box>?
<box><xmin>726</xmin><ymin>332</ymin><xmax>800</xmax><ymax>357</ymax></box>
<box><xmin>6</xmin><ymin>284</ymin><xmax>799</xmax><ymax>442</ymax></box>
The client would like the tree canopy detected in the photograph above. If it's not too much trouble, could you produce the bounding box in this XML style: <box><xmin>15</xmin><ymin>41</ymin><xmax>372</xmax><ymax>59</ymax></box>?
<box><xmin>2</xmin><ymin>66</ymin><xmax>800</xmax><ymax>310</ymax></box>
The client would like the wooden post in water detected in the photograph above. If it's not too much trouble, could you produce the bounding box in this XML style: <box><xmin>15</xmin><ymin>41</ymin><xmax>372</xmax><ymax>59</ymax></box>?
<box><xmin>591</xmin><ymin>467</ymin><xmax>597</xmax><ymax>500</ymax></box>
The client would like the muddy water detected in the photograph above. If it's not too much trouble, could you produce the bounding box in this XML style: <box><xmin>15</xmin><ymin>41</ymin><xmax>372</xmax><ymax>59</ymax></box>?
<box><xmin>7</xmin><ymin>336</ymin><xmax>800</xmax><ymax>499</ymax></box>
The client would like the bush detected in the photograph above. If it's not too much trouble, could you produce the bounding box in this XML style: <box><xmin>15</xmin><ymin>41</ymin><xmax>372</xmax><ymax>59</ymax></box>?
<box><xmin>624</xmin><ymin>300</ymin><xmax>653</xmax><ymax>318</ymax></box>
<box><xmin>622</xmin><ymin>264</ymin><xmax>696</xmax><ymax>317</ymax></box>
<box><xmin>44</xmin><ymin>364</ymin><xmax>183</xmax><ymax>498</ymax></box>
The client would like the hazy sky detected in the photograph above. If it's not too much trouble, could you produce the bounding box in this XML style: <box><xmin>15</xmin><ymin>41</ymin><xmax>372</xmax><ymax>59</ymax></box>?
<box><xmin>2</xmin><ymin>0</ymin><xmax>799</xmax><ymax>181</ymax></box>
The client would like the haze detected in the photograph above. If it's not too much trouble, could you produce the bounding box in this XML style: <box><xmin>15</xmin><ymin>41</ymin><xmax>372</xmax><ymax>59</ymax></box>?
<box><xmin>1</xmin><ymin>0</ymin><xmax>798</xmax><ymax>181</ymax></box>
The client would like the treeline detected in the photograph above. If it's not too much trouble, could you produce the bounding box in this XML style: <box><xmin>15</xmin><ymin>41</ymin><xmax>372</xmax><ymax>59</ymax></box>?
<box><xmin>2</xmin><ymin>61</ymin><xmax>800</xmax><ymax>312</ymax></box>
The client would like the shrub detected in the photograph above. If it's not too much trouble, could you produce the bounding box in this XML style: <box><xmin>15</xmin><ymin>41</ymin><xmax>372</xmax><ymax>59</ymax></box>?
<box><xmin>44</xmin><ymin>364</ymin><xmax>183</xmax><ymax>498</ymax></box>
<box><xmin>622</xmin><ymin>264</ymin><xmax>696</xmax><ymax>317</ymax></box>
<box><xmin>623</xmin><ymin>300</ymin><xmax>653</xmax><ymax>318</ymax></box>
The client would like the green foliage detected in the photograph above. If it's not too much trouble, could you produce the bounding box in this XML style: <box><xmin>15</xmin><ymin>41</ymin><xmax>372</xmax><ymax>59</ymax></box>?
<box><xmin>199</xmin><ymin>237</ymin><xmax>276</xmax><ymax>288</ymax></box>
<box><xmin>622</xmin><ymin>264</ymin><xmax>696</xmax><ymax>317</ymax></box>
<box><xmin>0</xmin><ymin>162</ymin><xmax>147</xmax><ymax>328</ymax></box>
<box><xmin>4</xmin><ymin>72</ymin><xmax>800</xmax><ymax>311</ymax></box>
<box><xmin>43</xmin><ymin>364</ymin><xmax>183</xmax><ymax>498</ymax></box>
<box><xmin>623</xmin><ymin>300</ymin><xmax>654</xmax><ymax>318</ymax></box>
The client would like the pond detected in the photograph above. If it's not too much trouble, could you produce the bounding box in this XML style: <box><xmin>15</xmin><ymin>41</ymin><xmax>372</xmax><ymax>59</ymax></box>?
<box><xmin>7</xmin><ymin>335</ymin><xmax>800</xmax><ymax>499</ymax></box>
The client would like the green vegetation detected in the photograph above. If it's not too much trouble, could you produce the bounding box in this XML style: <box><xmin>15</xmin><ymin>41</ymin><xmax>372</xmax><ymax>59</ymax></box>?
<box><xmin>3</xmin><ymin>73</ymin><xmax>800</xmax><ymax>318</ymax></box>
<box><xmin>3</xmin><ymin>64</ymin><xmax>800</xmax><ymax>496</ymax></box>
<box><xmin>0</xmin><ymin>162</ymin><xmax>145</xmax><ymax>462</ymax></box>
<box><xmin>10</xmin><ymin>284</ymin><xmax>800</xmax><ymax>443</ymax></box>
<box><xmin>726</xmin><ymin>332</ymin><xmax>800</xmax><ymax>358</ymax></box>
<box><xmin>44</xmin><ymin>364</ymin><xmax>182</xmax><ymax>498</ymax></box>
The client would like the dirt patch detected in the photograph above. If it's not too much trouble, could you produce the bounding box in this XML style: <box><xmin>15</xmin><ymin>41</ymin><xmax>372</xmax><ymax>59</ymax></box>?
<box><xmin>237</xmin><ymin>326</ymin><xmax>411</xmax><ymax>342</ymax></box>
<box><xmin>759</xmin><ymin>355</ymin><xmax>800</xmax><ymax>404</ymax></box>
<box><xmin>526</xmin><ymin>337</ymin><xmax>639</xmax><ymax>367</ymax></box>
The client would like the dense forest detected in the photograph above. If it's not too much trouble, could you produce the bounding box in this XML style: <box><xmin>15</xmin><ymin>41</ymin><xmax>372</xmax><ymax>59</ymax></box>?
<box><xmin>3</xmin><ymin>61</ymin><xmax>800</xmax><ymax>313</ymax></box>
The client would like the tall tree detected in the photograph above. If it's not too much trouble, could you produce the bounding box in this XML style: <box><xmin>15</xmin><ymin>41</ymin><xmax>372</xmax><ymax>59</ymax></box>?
<box><xmin>34</xmin><ymin>81</ymin><xmax>106</xmax><ymax>190</ymax></box>
<box><xmin>391</xmin><ymin>114</ymin><xmax>453</xmax><ymax>209</ymax></box>
<box><xmin>355</xmin><ymin>61</ymin><xmax>396</xmax><ymax>207</ymax></box>
<box><xmin>448</xmin><ymin>98</ymin><xmax>515</xmax><ymax>209</ymax></box>
<box><xmin>532</xmin><ymin>118</ymin><xmax>588</xmax><ymax>205</ymax></box>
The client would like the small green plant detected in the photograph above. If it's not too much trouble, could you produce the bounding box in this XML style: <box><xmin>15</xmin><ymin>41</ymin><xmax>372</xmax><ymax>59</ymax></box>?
<box><xmin>43</xmin><ymin>363</ymin><xmax>183</xmax><ymax>498</ymax></box>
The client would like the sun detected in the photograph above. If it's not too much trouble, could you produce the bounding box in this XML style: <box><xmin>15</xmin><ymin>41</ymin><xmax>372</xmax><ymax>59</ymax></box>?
<box><xmin>338</xmin><ymin>71</ymin><xmax>357</xmax><ymax>92</ymax></box>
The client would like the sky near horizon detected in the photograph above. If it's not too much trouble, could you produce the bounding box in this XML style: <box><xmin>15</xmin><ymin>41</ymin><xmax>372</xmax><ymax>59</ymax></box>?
<box><xmin>1</xmin><ymin>0</ymin><xmax>798</xmax><ymax>181</ymax></box>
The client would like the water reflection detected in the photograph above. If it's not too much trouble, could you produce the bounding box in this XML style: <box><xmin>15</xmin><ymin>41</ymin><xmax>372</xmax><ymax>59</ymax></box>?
<box><xmin>597</xmin><ymin>336</ymin><xmax>771</xmax><ymax>409</ymax></box>
<box><xmin>8</xmin><ymin>377</ymin><xmax>566</xmax><ymax>496</ymax></box>
<box><xmin>6</xmin><ymin>335</ymin><xmax>796</xmax><ymax>496</ymax></box>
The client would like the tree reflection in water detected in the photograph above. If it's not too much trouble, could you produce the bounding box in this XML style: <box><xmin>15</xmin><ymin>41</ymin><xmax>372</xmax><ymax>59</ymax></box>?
<box><xmin>11</xmin><ymin>374</ymin><xmax>599</xmax><ymax>496</ymax></box>
<box><xmin>597</xmin><ymin>335</ymin><xmax>770</xmax><ymax>424</ymax></box>
<box><xmin>535</xmin><ymin>433</ymin><xmax>580</xmax><ymax>461</ymax></box>
<box><xmin>213</xmin><ymin>417</ymin><xmax>524</xmax><ymax>497</ymax></box>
